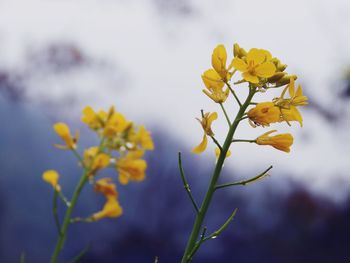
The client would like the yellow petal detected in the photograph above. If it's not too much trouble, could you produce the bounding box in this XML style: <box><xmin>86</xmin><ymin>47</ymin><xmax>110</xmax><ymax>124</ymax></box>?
<box><xmin>42</xmin><ymin>170</ymin><xmax>61</xmax><ymax>191</ymax></box>
<box><xmin>242</xmin><ymin>72</ymin><xmax>259</xmax><ymax>83</ymax></box>
<box><xmin>232</xmin><ymin>58</ymin><xmax>248</xmax><ymax>71</ymax></box>
<box><xmin>207</xmin><ymin>112</ymin><xmax>218</xmax><ymax>127</ymax></box>
<box><xmin>246</xmin><ymin>48</ymin><xmax>266</xmax><ymax>65</ymax></box>
<box><xmin>201</xmin><ymin>69</ymin><xmax>224</xmax><ymax>90</ymax></box>
<box><xmin>192</xmin><ymin>134</ymin><xmax>208</xmax><ymax>154</ymax></box>
<box><xmin>212</xmin><ymin>44</ymin><xmax>227</xmax><ymax>76</ymax></box>
<box><xmin>215</xmin><ymin>147</ymin><xmax>231</xmax><ymax>158</ymax></box>
<box><xmin>255</xmin><ymin>62</ymin><xmax>276</xmax><ymax>78</ymax></box>
<box><xmin>288</xmin><ymin>78</ymin><xmax>295</xmax><ymax>97</ymax></box>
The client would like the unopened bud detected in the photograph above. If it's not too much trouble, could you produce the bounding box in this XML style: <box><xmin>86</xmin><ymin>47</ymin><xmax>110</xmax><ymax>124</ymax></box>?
<box><xmin>268</xmin><ymin>72</ymin><xmax>286</xmax><ymax>83</ymax></box>
<box><xmin>276</xmin><ymin>75</ymin><xmax>297</xmax><ymax>86</ymax></box>
<box><xmin>233</xmin><ymin>43</ymin><xmax>247</xmax><ymax>58</ymax></box>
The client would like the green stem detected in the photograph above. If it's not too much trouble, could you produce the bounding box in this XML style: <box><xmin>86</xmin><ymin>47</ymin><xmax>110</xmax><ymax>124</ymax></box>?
<box><xmin>226</xmin><ymin>82</ymin><xmax>242</xmax><ymax>107</ymax></box>
<box><xmin>219</xmin><ymin>103</ymin><xmax>231</xmax><ymax>126</ymax></box>
<box><xmin>50</xmin><ymin>172</ymin><xmax>89</xmax><ymax>263</ymax></box>
<box><xmin>178</xmin><ymin>152</ymin><xmax>199</xmax><ymax>214</ymax></box>
<box><xmin>215</xmin><ymin>165</ymin><xmax>273</xmax><ymax>190</ymax></box>
<box><xmin>53</xmin><ymin>190</ymin><xmax>62</xmax><ymax>236</ymax></box>
<box><xmin>180</xmin><ymin>87</ymin><xmax>256</xmax><ymax>263</ymax></box>
<box><xmin>232</xmin><ymin>139</ymin><xmax>255</xmax><ymax>143</ymax></box>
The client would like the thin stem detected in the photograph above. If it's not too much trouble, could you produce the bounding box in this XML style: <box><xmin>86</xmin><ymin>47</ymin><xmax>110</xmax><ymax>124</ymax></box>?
<box><xmin>226</xmin><ymin>82</ymin><xmax>242</xmax><ymax>107</ymax></box>
<box><xmin>53</xmin><ymin>190</ymin><xmax>62</xmax><ymax>236</ymax></box>
<box><xmin>238</xmin><ymin>116</ymin><xmax>249</xmax><ymax>122</ymax></box>
<box><xmin>20</xmin><ymin>252</ymin><xmax>25</xmax><ymax>263</ymax></box>
<box><xmin>69</xmin><ymin>243</ymin><xmax>91</xmax><ymax>263</ymax></box>
<box><xmin>58</xmin><ymin>192</ymin><xmax>71</xmax><ymax>207</ymax></box>
<box><xmin>215</xmin><ymin>165</ymin><xmax>273</xmax><ymax>190</ymax></box>
<box><xmin>232</xmin><ymin>139</ymin><xmax>256</xmax><ymax>143</ymax></box>
<box><xmin>180</xmin><ymin>87</ymin><xmax>256</xmax><ymax>263</ymax></box>
<box><xmin>219</xmin><ymin>103</ymin><xmax>231</xmax><ymax>126</ymax></box>
<box><xmin>210</xmin><ymin>136</ymin><xmax>222</xmax><ymax>152</ymax></box>
<box><xmin>50</xmin><ymin>172</ymin><xmax>89</xmax><ymax>263</ymax></box>
<box><xmin>71</xmin><ymin>148</ymin><xmax>85</xmax><ymax>168</ymax></box>
<box><xmin>178</xmin><ymin>152</ymin><xmax>199</xmax><ymax>214</ymax></box>
<box><xmin>154</xmin><ymin>257</ymin><xmax>159</xmax><ymax>263</ymax></box>
<box><xmin>203</xmin><ymin>208</ymin><xmax>238</xmax><ymax>241</ymax></box>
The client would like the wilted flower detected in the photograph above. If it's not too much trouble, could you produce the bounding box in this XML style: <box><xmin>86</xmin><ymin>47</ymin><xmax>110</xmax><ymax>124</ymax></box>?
<box><xmin>256</xmin><ymin>130</ymin><xmax>293</xmax><ymax>152</ymax></box>
<box><xmin>192</xmin><ymin>112</ymin><xmax>218</xmax><ymax>154</ymax></box>
<box><xmin>42</xmin><ymin>170</ymin><xmax>61</xmax><ymax>192</ymax></box>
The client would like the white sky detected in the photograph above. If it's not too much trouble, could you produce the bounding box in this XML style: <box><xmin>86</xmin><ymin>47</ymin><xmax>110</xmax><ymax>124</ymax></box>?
<box><xmin>0</xmin><ymin>0</ymin><xmax>350</xmax><ymax>201</ymax></box>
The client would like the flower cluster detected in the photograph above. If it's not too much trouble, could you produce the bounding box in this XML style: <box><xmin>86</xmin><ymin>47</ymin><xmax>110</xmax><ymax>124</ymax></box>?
<box><xmin>193</xmin><ymin>43</ymin><xmax>308</xmax><ymax>154</ymax></box>
<box><xmin>43</xmin><ymin>106</ymin><xmax>154</xmax><ymax>221</ymax></box>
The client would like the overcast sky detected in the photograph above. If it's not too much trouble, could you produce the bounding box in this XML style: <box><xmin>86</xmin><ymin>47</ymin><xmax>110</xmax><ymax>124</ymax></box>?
<box><xmin>0</xmin><ymin>0</ymin><xmax>349</xmax><ymax>201</ymax></box>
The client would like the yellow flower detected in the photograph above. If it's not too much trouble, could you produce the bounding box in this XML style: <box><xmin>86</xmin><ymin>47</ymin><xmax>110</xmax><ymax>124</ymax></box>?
<box><xmin>53</xmin><ymin>122</ymin><xmax>78</xmax><ymax>149</ymax></box>
<box><xmin>247</xmin><ymin>102</ymin><xmax>280</xmax><ymax>127</ymax></box>
<box><xmin>116</xmin><ymin>150</ymin><xmax>147</xmax><ymax>185</ymax></box>
<box><xmin>211</xmin><ymin>44</ymin><xmax>233</xmax><ymax>82</ymax></box>
<box><xmin>103</xmin><ymin>111</ymin><xmax>130</xmax><ymax>137</ymax></box>
<box><xmin>215</xmin><ymin>147</ymin><xmax>231</xmax><ymax>159</ymax></box>
<box><xmin>94</xmin><ymin>178</ymin><xmax>118</xmax><ymax>197</ymax></box>
<box><xmin>83</xmin><ymin>147</ymin><xmax>110</xmax><ymax>175</ymax></box>
<box><xmin>273</xmin><ymin>78</ymin><xmax>308</xmax><ymax>126</ymax></box>
<box><xmin>81</xmin><ymin>106</ymin><xmax>107</xmax><ymax>129</ymax></box>
<box><xmin>201</xmin><ymin>69</ymin><xmax>230</xmax><ymax>103</ymax></box>
<box><xmin>91</xmin><ymin>196</ymin><xmax>123</xmax><ymax>221</ymax></box>
<box><xmin>136</xmin><ymin>126</ymin><xmax>154</xmax><ymax>150</ymax></box>
<box><xmin>232</xmin><ymin>48</ymin><xmax>276</xmax><ymax>83</ymax></box>
<box><xmin>192</xmin><ymin>112</ymin><xmax>218</xmax><ymax>154</ymax></box>
<box><xmin>256</xmin><ymin>130</ymin><xmax>293</xmax><ymax>153</ymax></box>
<box><xmin>42</xmin><ymin>170</ymin><xmax>61</xmax><ymax>192</ymax></box>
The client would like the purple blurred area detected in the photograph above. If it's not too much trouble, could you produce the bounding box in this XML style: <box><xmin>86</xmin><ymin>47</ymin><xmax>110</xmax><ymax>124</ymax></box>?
<box><xmin>1</xmin><ymin>0</ymin><xmax>350</xmax><ymax>262</ymax></box>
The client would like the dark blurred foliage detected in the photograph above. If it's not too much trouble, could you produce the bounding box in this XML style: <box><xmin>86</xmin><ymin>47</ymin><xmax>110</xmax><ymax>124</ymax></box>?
<box><xmin>1</xmin><ymin>91</ymin><xmax>350</xmax><ymax>263</ymax></box>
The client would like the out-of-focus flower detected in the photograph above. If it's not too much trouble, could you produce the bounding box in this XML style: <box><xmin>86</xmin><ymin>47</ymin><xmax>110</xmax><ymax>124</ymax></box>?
<box><xmin>83</xmin><ymin>147</ymin><xmax>110</xmax><ymax>175</ymax></box>
<box><xmin>42</xmin><ymin>170</ymin><xmax>61</xmax><ymax>191</ymax></box>
<box><xmin>215</xmin><ymin>147</ymin><xmax>231</xmax><ymax>159</ymax></box>
<box><xmin>247</xmin><ymin>102</ymin><xmax>280</xmax><ymax>127</ymax></box>
<box><xmin>134</xmin><ymin>126</ymin><xmax>154</xmax><ymax>150</ymax></box>
<box><xmin>91</xmin><ymin>196</ymin><xmax>123</xmax><ymax>221</ymax></box>
<box><xmin>53</xmin><ymin>122</ymin><xmax>78</xmax><ymax>149</ymax></box>
<box><xmin>256</xmin><ymin>130</ymin><xmax>293</xmax><ymax>153</ymax></box>
<box><xmin>192</xmin><ymin>112</ymin><xmax>218</xmax><ymax>154</ymax></box>
<box><xmin>202</xmin><ymin>69</ymin><xmax>230</xmax><ymax>103</ymax></box>
<box><xmin>232</xmin><ymin>48</ymin><xmax>276</xmax><ymax>83</ymax></box>
<box><xmin>94</xmin><ymin>178</ymin><xmax>118</xmax><ymax>197</ymax></box>
<box><xmin>81</xmin><ymin>106</ymin><xmax>107</xmax><ymax>130</ymax></box>
<box><xmin>116</xmin><ymin>150</ymin><xmax>147</xmax><ymax>185</ymax></box>
<box><xmin>103</xmin><ymin>111</ymin><xmax>130</xmax><ymax>138</ymax></box>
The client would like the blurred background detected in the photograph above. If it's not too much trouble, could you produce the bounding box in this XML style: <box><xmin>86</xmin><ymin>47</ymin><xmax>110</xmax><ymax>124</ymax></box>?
<box><xmin>1</xmin><ymin>0</ymin><xmax>350</xmax><ymax>262</ymax></box>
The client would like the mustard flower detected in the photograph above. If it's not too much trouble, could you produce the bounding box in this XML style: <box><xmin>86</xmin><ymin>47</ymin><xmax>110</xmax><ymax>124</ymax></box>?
<box><xmin>211</xmin><ymin>44</ymin><xmax>233</xmax><ymax>82</ymax></box>
<box><xmin>135</xmin><ymin>126</ymin><xmax>154</xmax><ymax>150</ymax></box>
<box><xmin>81</xmin><ymin>106</ymin><xmax>107</xmax><ymax>130</ymax></box>
<box><xmin>232</xmin><ymin>48</ymin><xmax>276</xmax><ymax>84</ymax></box>
<box><xmin>83</xmin><ymin>147</ymin><xmax>111</xmax><ymax>175</ymax></box>
<box><xmin>42</xmin><ymin>170</ymin><xmax>61</xmax><ymax>192</ymax></box>
<box><xmin>103</xmin><ymin>111</ymin><xmax>130</xmax><ymax>138</ymax></box>
<box><xmin>247</xmin><ymin>102</ymin><xmax>281</xmax><ymax>127</ymax></box>
<box><xmin>91</xmin><ymin>196</ymin><xmax>123</xmax><ymax>221</ymax></box>
<box><xmin>94</xmin><ymin>178</ymin><xmax>118</xmax><ymax>197</ymax></box>
<box><xmin>116</xmin><ymin>150</ymin><xmax>147</xmax><ymax>185</ymax></box>
<box><xmin>201</xmin><ymin>69</ymin><xmax>230</xmax><ymax>103</ymax></box>
<box><xmin>53</xmin><ymin>122</ymin><xmax>78</xmax><ymax>149</ymax></box>
<box><xmin>256</xmin><ymin>130</ymin><xmax>293</xmax><ymax>153</ymax></box>
<box><xmin>192</xmin><ymin>112</ymin><xmax>218</xmax><ymax>154</ymax></box>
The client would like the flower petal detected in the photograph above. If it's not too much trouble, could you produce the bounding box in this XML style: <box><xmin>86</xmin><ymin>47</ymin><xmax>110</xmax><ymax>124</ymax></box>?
<box><xmin>232</xmin><ymin>58</ymin><xmax>248</xmax><ymax>71</ymax></box>
<box><xmin>192</xmin><ymin>134</ymin><xmax>208</xmax><ymax>154</ymax></box>
<box><xmin>247</xmin><ymin>48</ymin><xmax>266</xmax><ymax>65</ymax></box>
<box><xmin>255</xmin><ymin>62</ymin><xmax>276</xmax><ymax>78</ymax></box>
<box><xmin>242</xmin><ymin>72</ymin><xmax>259</xmax><ymax>83</ymax></box>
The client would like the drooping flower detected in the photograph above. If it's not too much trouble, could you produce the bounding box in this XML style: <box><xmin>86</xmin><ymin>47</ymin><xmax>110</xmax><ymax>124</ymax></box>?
<box><xmin>273</xmin><ymin>78</ymin><xmax>308</xmax><ymax>126</ymax></box>
<box><xmin>53</xmin><ymin>122</ymin><xmax>78</xmax><ymax>149</ymax></box>
<box><xmin>94</xmin><ymin>178</ymin><xmax>118</xmax><ymax>197</ymax></box>
<box><xmin>232</xmin><ymin>48</ymin><xmax>276</xmax><ymax>83</ymax></box>
<box><xmin>192</xmin><ymin>112</ymin><xmax>218</xmax><ymax>154</ymax></box>
<box><xmin>247</xmin><ymin>102</ymin><xmax>281</xmax><ymax>127</ymax></box>
<box><xmin>42</xmin><ymin>170</ymin><xmax>61</xmax><ymax>191</ymax></box>
<box><xmin>256</xmin><ymin>130</ymin><xmax>293</xmax><ymax>153</ymax></box>
<box><xmin>91</xmin><ymin>196</ymin><xmax>123</xmax><ymax>221</ymax></box>
<box><xmin>201</xmin><ymin>69</ymin><xmax>230</xmax><ymax>103</ymax></box>
<box><xmin>116</xmin><ymin>150</ymin><xmax>147</xmax><ymax>185</ymax></box>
